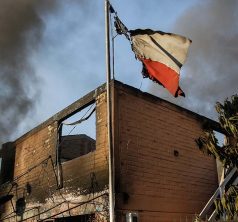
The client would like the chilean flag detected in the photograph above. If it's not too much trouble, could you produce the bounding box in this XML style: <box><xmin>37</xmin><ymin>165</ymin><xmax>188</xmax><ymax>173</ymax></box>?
<box><xmin>130</xmin><ymin>29</ymin><xmax>191</xmax><ymax>97</ymax></box>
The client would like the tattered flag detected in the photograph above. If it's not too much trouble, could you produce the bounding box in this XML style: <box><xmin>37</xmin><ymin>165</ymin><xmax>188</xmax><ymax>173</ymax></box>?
<box><xmin>109</xmin><ymin>1</ymin><xmax>191</xmax><ymax>97</ymax></box>
<box><xmin>114</xmin><ymin>16</ymin><xmax>130</xmax><ymax>40</ymax></box>
<box><xmin>130</xmin><ymin>29</ymin><xmax>191</xmax><ymax>97</ymax></box>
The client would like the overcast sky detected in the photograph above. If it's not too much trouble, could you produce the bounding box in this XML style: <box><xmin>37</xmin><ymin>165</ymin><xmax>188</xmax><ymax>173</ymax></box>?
<box><xmin>1</xmin><ymin>0</ymin><xmax>237</xmax><ymax>142</ymax></box>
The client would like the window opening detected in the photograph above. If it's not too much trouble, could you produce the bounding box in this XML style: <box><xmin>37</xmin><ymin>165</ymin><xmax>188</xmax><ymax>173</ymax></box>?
<box><xmin>0</xmin><ymin>142</ymin><xmax>15</xmax><ymax>184</ymax></box>
<box><xmin>59</xmin><ymin>103</ymin><xmax>96</xmax><ymax>163</ymax></box>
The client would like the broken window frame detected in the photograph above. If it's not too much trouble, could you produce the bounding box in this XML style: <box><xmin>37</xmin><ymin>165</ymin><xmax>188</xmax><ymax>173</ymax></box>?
<box><xmin>55</xmin><ymin>99</ymin><xmax>96</xmax><ymax>189</ymax></box>
<box><xmin>59</xmin><ymin>105</ymin><xmax>96</xmax><ymax>162</ymax></box>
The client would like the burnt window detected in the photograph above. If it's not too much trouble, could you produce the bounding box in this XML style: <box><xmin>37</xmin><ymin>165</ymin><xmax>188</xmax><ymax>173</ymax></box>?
<box><xmin>0</xmin><ymin>142</ymin><xmax>15</xmax><ymax>184</ymax></box>
<box><xmin>58</xmin><ymin>103</ymin><xmax>96</xmax><ymax>163</ymax></box>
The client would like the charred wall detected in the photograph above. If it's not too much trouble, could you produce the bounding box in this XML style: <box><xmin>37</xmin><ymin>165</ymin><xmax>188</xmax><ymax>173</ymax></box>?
<box><xmin>113</xmin><ymin>83</ymin><xmax>219</xmax><ymax>222</ymax></box>
<box><xmin>0</xmin><ymin>85</ymin><xmax>109</xmax><ymax>221</ymax></box>
<box><xmin>0</xmin><ymin>80</ymin><xmax>220</xmax><ymax>222</ymax></box>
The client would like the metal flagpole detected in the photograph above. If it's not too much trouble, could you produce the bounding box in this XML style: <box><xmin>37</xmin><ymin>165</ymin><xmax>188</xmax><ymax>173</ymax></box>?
<box><xmin>105</xmin><ymin>0</ymin><xmax>115</xmax><ymax>222</ymax></box>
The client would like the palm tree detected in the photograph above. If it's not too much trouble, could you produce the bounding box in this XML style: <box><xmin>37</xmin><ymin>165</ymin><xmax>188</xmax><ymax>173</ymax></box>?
<box><xmin>196</xmin><ymin>95</ymin><xmax>238</xmax><ymax>220</ymax></box>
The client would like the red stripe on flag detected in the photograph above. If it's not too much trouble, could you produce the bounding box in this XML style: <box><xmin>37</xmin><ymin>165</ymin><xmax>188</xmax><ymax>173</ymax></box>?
<box><xmin>142</xmin><ymin>58</ymin><xmax>184</xmax><ymax>97</ymax></box>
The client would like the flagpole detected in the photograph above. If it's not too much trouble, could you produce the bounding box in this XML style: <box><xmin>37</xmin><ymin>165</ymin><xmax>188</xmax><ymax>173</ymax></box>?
<box><xmin>105</xmin><ymin>0</ymin><xmax>115</xmax><ymax>222</ymax></box>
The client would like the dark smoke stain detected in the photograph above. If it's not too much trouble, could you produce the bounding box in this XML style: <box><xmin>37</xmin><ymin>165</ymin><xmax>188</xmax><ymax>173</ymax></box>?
<box><xmin>148</xmin><ymin>0</ymin><xmax>238</xmax><ymax>119</ymax></box>
<box><xmin>0</xmin><ymin>0</ymin><xmax>58</xmax><ymax>143</ymax></box>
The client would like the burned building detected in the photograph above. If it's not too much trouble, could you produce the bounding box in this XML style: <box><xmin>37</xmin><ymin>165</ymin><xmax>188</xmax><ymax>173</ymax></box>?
<box><xmin>0</xmin><ymin>80</ymin><xmax>221</xmax><ymax>221</ymax></box>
